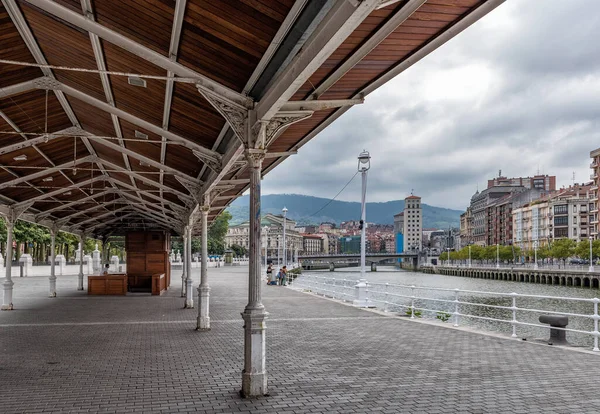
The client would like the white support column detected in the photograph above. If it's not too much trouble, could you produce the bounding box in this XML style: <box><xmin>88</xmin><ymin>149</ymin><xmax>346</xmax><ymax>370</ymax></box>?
<box><xmin>197</xmin><ymin>205</ymin><xmax>211</xmax><ymax>330</ymax></box>
<box><xmin>77</xmin><ymin>234</ymin><xmax>84</xmax><ymax>291</ymax></box>
<box><xmin>185</xmin><ymin>224</ymin><xmax>194</xmax><ymax>308</ymax></box>
<box><xmin>1</xmin><ymin>220</ymin><xmax>15</xmax><ymax>310</ymax></box>
<box><xmin>241</xmin><ymin>149</ymin><xmax>268</xmax><ymax>397</ymax></box>
<box><xmin>181</xmin><ymin>228</ymin><xmax>187</xmax><ymax>298</ymax></box>
<box><xmin>49</xmin><ymin>227</ymin><xmax>57</xmax><ymax>297</ymax></box>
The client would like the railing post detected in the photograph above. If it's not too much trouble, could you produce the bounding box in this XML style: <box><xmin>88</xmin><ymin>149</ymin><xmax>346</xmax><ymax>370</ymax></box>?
<box><xmin>594</xmin><ymin>298</ymin><xmax>600</xmax><ymax>352</ymax></box>
<box><xmin>510</xmin><ymin>292</ymin><xmax>518</xmax><ymax>338</ymax></box>
<box><xmin>353</xmin><ymin>279</ymin><xmax>368</xmax><ymax>307</ymax></box>
<box><xmin>410</xmin><ymin>285</ymin><xmax>416</xmax><ymax>319</ymax></box>
<box><xmin>332</xmin><ymin>277</ymin><xmax>337</xmax><ymax>300</ymax></box>
<box><xmin>383</xmin><ymin>283</ymin><xmax>389</xmax><ymax>312</ymax></box>
<box><xmin>453</xmin><ymin>288</ymin><xmax>460</xmax><ymax>327</ymax></box>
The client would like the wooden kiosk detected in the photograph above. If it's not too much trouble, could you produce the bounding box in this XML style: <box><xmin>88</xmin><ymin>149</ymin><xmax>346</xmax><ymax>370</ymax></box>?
<box><xmin>88</xmin><ymin>231</ymin><xmax>170</xmax><ymax>295</ymax></box>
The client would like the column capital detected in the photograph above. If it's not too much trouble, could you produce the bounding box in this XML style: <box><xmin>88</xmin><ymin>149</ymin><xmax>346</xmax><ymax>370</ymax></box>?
<box><xmin>245</xmin><ymin>149</ymin><xmax>266</xmax><ymax>168</ymax></box>
<box><xmin>200</xmin><ymin>205</ymin><xmax>210</xmax><ymax>213</ymax></box>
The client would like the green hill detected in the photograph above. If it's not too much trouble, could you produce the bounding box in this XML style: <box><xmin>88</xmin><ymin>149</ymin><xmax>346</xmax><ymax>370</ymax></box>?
<box><xmin>226</xmin><ymin>194</ymin><xmax>461</xmax><ymax>229</ymax></box>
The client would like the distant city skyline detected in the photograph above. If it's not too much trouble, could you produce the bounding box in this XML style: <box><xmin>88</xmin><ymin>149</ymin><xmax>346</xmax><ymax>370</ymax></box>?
<box><xmin>261</xmin><ymin>0</ymin><xmax>600</xmax><ymax>211</ymax></box>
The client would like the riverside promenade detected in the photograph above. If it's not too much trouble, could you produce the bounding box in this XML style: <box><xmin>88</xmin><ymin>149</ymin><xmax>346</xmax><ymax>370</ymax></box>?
<box><xmin>2</xmin><ymin>267</ymin><xmax>600</xmax><ymax>413</ymax></box>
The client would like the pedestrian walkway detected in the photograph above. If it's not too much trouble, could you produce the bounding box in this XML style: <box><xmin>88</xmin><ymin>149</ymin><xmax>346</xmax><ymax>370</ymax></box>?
<box><xmin>1</xmin><ymin>267</ymin><xmax>600</xmax><ymax>413</ymax></box>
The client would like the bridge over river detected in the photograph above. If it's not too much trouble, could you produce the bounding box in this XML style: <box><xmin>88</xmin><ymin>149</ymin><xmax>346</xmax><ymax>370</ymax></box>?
<box><xmin>298</xmin><ymin>253</ymin><xmax>420</xmax><ymax>271</ymax></box>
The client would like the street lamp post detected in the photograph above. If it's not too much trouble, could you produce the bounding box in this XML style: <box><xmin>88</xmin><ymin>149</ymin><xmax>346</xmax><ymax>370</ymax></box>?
<box><xmin>496</xmin><ymin>243</ymin><xmax>500</xmax><ymax>269</ymax></box>
<box><xmin>263</xmin><ymin>226</ymin><xmax>268</xmax><ymax>269</ymax></box>
<box><xmin>468</xmin><ymin>245</ymin><xmax>472</xmax><ymax>268</ymax></box>
<box><xmin>447</xmin><ymin>247</ymin><xmax>450</xmax><ymax>266</ymax></box>
<box><xmin>590</xmin><ymin>236</ymin><xmax>595</xmax><ymax>273</ymax></box>
<box><xmin>358</xmin><ymin>150</ymin><xmax>371</xmax><ymax>279</ymax></box>
<box><xmin>282</xmin><ymin>207</ymin><xmax>287</xmax><ymax>268</ymax></box>
<box><xmin>534</xmin><ymin>241</ymin><xmax>538</xmax><ymax>270</ymax></box>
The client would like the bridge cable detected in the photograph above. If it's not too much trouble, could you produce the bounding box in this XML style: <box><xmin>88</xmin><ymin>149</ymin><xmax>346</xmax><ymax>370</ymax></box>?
<box><xmin>306</xmin><ymin>171</ymin><xmax>359</xmax><ymax>220</ymax></box>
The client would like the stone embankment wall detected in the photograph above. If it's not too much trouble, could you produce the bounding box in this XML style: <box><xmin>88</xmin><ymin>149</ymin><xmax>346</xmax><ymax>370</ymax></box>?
<box><xmin>422</xmin><ymin>266</ymin><xmax>600</xmax><ymax>289</ymax></box>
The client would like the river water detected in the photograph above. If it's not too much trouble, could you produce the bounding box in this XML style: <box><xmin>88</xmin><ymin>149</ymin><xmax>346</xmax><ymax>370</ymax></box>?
<box><xmin>300</xmin><ymin>266</ymin><xmax>600</xmax><ymax>349</ymax></box>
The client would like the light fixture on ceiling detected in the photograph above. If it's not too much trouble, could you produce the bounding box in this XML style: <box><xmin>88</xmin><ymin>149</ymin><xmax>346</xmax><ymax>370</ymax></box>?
<box><xmin>42</xmin><ymin>177</ymin><xmax>53</xmax><ymax>182</ymax></box>
<box><xmin>134</xmin><ymin>130</ymin><xmax>149</xmax><ymax>140</ymax></box>
<box><xmin>63</xmin><ymin>191</ymin><xmax>72</xmax><ymax>196</ymax></box>
<box><xmin>127</xmin><ymin>76</ymin><xmax>147</xmax><ymax>88</ymax></box>
<box><xmin>139</xmin><ymin>160</ymin><xmax>150</xmax><ymax>167</ymax></box>
<box><xmin>13</xmin><ymin>154</ymin><xmax>27</xmax><ymax>161</ymax></box>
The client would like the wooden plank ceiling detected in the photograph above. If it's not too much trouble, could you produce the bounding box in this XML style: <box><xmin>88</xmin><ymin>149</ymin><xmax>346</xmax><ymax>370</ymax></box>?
<box><xmin>0</xmin><ymin>0</ymin><xmax>500</xmax><ymax>236</ymax></box>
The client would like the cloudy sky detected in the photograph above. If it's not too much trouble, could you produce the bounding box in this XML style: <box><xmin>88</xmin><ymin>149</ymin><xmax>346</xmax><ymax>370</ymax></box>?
<box><xmin>261</xmin><ymin>0</ymin><xmax>600</xmax><ymax>211</ymax></box>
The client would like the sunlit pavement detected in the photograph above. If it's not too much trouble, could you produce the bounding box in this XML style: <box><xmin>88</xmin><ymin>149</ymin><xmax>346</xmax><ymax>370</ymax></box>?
<box><xmin>1</xmin><ymin>266</ymin><xmax>599</xmax><ymax>413</ymax></box>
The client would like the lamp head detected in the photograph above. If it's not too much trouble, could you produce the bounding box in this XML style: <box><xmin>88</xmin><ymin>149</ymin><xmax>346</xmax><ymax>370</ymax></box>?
<box><xmin>357</xmin><ymin>150</ymin><xmax>371</xmax><ymax>171</ymax></box>
<box><xmin>282</xmin><ymin>207</ymin><xmax>288</xmax><ymax>216</ymax></box>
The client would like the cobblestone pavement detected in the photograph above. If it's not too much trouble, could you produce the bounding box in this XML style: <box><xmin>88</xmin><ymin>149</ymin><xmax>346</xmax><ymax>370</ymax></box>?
<box><xmin>1</xmin><ymin>267</ymin><xmax>600</xmax><ymax>413</ymax></box>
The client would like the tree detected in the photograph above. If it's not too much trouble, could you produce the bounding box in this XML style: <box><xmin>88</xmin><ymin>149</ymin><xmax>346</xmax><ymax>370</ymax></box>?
<box><xmin>550</xmin><ymin>238</ymin><xmax>576</xmax><ymax>262</ymax></box>
<box><xmin>230</xmin><ymin>244</ymin><xmax>247</xmax><ymax>257</ymax></box>
<box><xmin>207</xmin><ymin>211</ymin><xmax>231</xmax><ymax>255</ymax></box>
<box><xmin>574</xmin><ymin>239</ymin><xmax>600</xmax><ymax>261</ymax></box>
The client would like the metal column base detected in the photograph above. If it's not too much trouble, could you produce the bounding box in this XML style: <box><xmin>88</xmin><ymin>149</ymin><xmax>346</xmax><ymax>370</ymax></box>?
<box><xmin>196</xmin><ymin>285</ymin><xmax>211</xmax><ymax>330</ymax></box>
<box><xmin>49</xmin><ymin>275</ymin><xmax>57</xmax><ymax>298</ymax></box>
<box><xmin>241</xmin><ymin>310</ymin><xmax>268</xmax><ymax>397</ymax></box>
<box><xmin>2</xmin><ymin>279</ymin><xmax>14</xmax><ymax>310</ymax></box>
<box><xmin>184</xmin><ymin>278</ymin><xmax>194</xmax><ymax>309</ymax></box>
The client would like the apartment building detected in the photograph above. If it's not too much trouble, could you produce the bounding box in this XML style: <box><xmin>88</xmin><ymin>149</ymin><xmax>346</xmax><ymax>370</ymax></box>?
<box><xmin>591</xmin><ymin>148</ymin><xmax>600</xmax><ymax>239</ymax></box>
<box><xmin>513</xmin><ymin>183</ymin><xmax>593</xmax><ymax>250</ymax></box>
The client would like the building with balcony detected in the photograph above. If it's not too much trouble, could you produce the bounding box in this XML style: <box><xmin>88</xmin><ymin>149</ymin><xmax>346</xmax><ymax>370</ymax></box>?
<box><xmin>513</xmin><ymin>183</ymin><xmax>593</xmax><ymax>250</ymax></box>
<box><xmin>302</xmin><ymin>234</ymin><xmax>323</xmax><ymax>255</ymax></box>
<box><xmin>591</xmin><ymin>148</ymin><xmax>600</xmax><ymax>239</ymax></box>
<box><xmin>459</xmin><ymin>208</ymin><xmax>473</xmax><ymax>247</ymax></box>
<box><xmin>226</xmin><ymin>213</ymin><xmax>303</xmax><ymax>260</ymax></box>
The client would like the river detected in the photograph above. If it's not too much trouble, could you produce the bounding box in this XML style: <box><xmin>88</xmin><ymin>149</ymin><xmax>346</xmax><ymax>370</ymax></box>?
<box><xmin>299</xmin><ymin>266</ymin><xmax>600</xmax><ymax>349</ymax></box>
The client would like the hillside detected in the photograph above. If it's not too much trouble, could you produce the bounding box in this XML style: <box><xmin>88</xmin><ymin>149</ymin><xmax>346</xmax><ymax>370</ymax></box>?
<box><xmin>226</xmin><ymin>194</ymin><xmax>461</xmax><ymax>229</ymax></box>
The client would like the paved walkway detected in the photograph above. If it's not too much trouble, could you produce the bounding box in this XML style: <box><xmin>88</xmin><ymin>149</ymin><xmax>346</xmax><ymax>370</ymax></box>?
<box><xmin>1</xmin><ymin>267</ymin><xmax>600</xmax><ymax>413</ymax></box>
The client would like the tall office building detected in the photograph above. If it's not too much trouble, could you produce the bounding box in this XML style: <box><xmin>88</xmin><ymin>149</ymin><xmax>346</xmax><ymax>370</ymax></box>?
<box><xmin>403</xmin><ymin>195</ymin><xmax>422</xmax><ymax>251</ymax></box>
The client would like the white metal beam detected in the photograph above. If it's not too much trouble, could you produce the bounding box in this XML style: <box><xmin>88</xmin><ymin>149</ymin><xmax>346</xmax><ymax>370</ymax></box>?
<box><xmin>55</xmin><ymin>199</ymin><xmax>123</xmax><ymax>221</ymax></box>
<box><xmin>24</xmin><ymin>0</ymin><xmax>252</xmax><ymax>109</ymax></box>
<box><xmin>2</xmin><ymin>0</ymin><xmax>119</xmax><ymax>200</ymax></box>
<box><xmin>0</xmin><ymin>156</ymin><xmax>94</xmax><ymax>190</ymax></box>
<box><xmin>83</xmin><ymin>212</ymin><xmax>136</xmax><ymax>233</ymax></box>
<box><xmin>280</xmin><ymin>98</ymin><xmax>363</xmax><ymax>111</ymax></box>
<box><xmin>14</xmin><ymin>175</ymin><xmax>109</xmax><ymax>207</ymax></box>
<box><xmin>35</xmin><ymin>80</ymin><xmax>222</xmax><ymax>163</ymax></box>
<box><xmin>87</xmin><ymin>133</ymin><xmax>199</xmax><ymax>182</ymax></box>
<box><xmin>99</xmin><ymin>158</ymin><xmax>192</xmax><ymax>201</ymax></box>
<box><xmin>0</xmin><ymin>126</ymin><xmax>82</xmax><ymax>156</ymax></box>
<box><xmin>311</xmin><ymin>0</ymin><xmax>426</xmax><ymax>98</ymax></box>
<box><xmin>255</xmin><ymin>0</ymin><xmax>379</xmax><ymax>121</ymax></box>
<box><xmin>118</xmin><ymin>192</ymin><xmax>181</xmax><ymax>220</ymax></box>
<box><xmin>35</xmin><ymin>189</ymin><xmax>114</xmax><ymax>220</ymax></box>
<box><xmin>110</xmin><ymin>178</ymin><xmax>185</xmax><ymax>211</ymax></box>
<box><xmin>160</xmin><ymin>0</ymin><xmax>189</xmax><ymax>213</ymax></box>
<box><xmin>72</xmin><ymin>205</ymin><xmax>130</xmax><ymax>227</ymax></box>
<box><xmin>0</xmin><ymin>79</ymin><xmax>37</xmax><ymax>99</ymax></box>
<box><xmin>81</xmin><ymin>0</ymin><xmax>139</xmax><ymax>194</ymax></box>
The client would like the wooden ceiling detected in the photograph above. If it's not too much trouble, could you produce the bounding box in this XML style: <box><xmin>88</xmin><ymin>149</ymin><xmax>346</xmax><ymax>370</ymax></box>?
<box><xmin>0</xmin><ymin>0</ymin><xmax>503</xmax><ymax>236</ymax></box>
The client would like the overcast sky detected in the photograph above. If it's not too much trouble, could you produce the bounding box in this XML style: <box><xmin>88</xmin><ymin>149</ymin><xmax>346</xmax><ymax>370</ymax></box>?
<box><xmin>261</xmin><ymin>0</ymin><xmax>600</xmax><ymax>211</ymax></box>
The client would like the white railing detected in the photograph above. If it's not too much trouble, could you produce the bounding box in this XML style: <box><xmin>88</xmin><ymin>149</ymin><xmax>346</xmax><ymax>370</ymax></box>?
<box><xmin>290</xmin><ymin>274</ymin><xmax>356</xmax><ymax>301</ymax></box>
<box><xmin>289</xmin><ymin>274</ymin><xmax>600</xmax><ymax>351</ymax></box>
